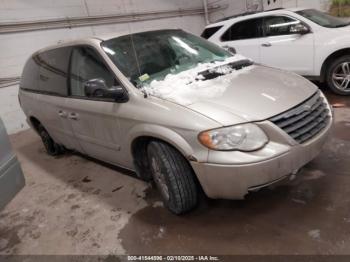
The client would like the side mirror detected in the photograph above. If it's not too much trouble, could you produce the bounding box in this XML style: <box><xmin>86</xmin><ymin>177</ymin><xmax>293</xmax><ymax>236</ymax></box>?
<box><xmin>222</xmin><ymin>45</ymin><xmax>237</xmax><ymax>55</ymax></box>
<box><xmin>290</xmin><ymin>23</ymin><xmax>310</xmax><ymax>35</ymax></box>
<box><xmin>84</xmin><ymin>78</ymin><xmax>128</xmax><ymax>102</ymax></box>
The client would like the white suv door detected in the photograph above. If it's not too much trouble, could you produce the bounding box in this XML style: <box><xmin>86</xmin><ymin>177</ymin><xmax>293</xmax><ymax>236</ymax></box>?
<box><xmin>259</xmin><ymin>15</ymin><xmax>314</xmax><ymax>75</ymax></box>
<box><xmin>220</xmin><ymin>17</ymin><xmax>264</xmax><ymax>63</ymax></box>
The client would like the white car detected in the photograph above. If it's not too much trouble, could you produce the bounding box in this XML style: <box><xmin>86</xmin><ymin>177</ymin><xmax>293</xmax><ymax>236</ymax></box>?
<box><xmin>202</xmin><ymin>8</ymin><xmax>350</xmax><ymax>95</ymax></box>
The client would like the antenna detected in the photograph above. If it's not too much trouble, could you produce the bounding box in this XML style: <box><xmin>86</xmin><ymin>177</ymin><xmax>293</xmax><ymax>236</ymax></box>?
<box><xmin>130</xmin><ymin>33</ymin><xmax>142</xmax><ymax>77</ymax></box>
<box><xmin>122</xmin><ymin>0</ymin><xmax>142</xmax><ymax>80</ymax></box>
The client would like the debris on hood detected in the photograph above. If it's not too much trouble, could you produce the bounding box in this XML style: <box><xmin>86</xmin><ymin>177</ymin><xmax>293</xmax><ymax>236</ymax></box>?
<box><xmin>144</xmin><ymin>55</ymin><xmax>254</xmax><ymax>106</ymax></box>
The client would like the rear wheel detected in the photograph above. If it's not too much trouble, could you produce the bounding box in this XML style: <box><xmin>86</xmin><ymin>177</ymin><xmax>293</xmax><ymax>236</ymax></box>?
<box><xmin>326</xmin><ymin>55</ymin><xmax>350</xmax><ymax>95</ymax></box>
<box><xmin>147</xmin><ymin>141</ymin><xmax>198</xmax><ymax>214</ymax></box>
<box><xmin>37</xmin><ymin>124</ymin><xmax>64</xmax><ymax>156</ymax></box>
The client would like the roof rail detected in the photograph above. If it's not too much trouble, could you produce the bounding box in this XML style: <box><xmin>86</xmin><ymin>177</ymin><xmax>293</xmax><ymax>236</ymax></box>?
<box><xmin>214</xmin><ymin>8</ymin><xmax>285</xmax><ymax>23</ymax></box>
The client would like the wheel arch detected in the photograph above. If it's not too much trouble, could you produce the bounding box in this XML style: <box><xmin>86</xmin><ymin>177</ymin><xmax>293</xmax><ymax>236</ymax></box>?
<box><xmin>29</xmin><ymin>116</ymin><xmax>42</xmax><ymax>133</ymax></box>
<box><xmin>320</xmin><ymin>48</ymin><xmax>350</xmax><ymax>82</ymax></box>
<box><xmin>128</xmin><ymin>125</ymin><xmax>197</xmax><ymax>181</ymax></box>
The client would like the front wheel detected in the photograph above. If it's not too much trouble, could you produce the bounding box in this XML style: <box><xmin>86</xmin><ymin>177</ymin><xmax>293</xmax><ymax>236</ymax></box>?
<box><xmin>326</xmin><ymin>56</ymin><xmax>350</xmax><ymax>95</ymax></box>
<box><xmin>147</xmin><ymin>141</ymin><xmax>198</xmax><ymax>214</ymax></box>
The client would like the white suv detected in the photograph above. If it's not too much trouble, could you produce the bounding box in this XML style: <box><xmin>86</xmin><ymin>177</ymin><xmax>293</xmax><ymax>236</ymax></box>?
<box><xmin>202</xmin><ymin>8</ymin><xmax>350</xmax><ymax>95</ymax></box>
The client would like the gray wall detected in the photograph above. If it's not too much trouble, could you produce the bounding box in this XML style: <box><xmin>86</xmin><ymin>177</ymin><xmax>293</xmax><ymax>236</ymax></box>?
<box><xmin>0</xmin><ymin>0</ymin><xmax>209</xmax><ymax>79</ymax></box>
<box><xmin>263</xmin><ymin>0</ymin><xmax>330</xmax><ymax>10</ymax></box>
<box><xmin>208</xmin><ymin>0</ymin><xmax>330</xmax><ymax>22</ymax></box>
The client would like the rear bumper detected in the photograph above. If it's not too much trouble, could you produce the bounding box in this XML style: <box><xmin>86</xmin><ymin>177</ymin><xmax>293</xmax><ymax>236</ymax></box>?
<box><xmin>191</xmin><ymin>120</ymin><xmax>332</xmax><ymax>200</ymax></box>
<box><xmin>0</xmin><ymin>156</ymin><xmax>25</xmax><ymax>210</ymax></box>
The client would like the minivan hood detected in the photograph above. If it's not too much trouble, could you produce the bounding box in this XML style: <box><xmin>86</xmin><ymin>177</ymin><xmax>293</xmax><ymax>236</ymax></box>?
<box><xmin>146</xmin><ymin>63</ymin><xmax>318</xmax><ymax>126</ymax></box>
<box><xmin>186</xmin><ymin>65</ymin><xmax>318</xmax><ymax>126</ymax></box>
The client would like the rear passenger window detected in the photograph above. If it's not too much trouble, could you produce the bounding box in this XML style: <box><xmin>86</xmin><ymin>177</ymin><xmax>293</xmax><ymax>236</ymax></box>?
<box><xmin>201</xmin><ymin>26</ymin><xmax>223</xmax><ymax>39</ymax></box>
<box><xmin>221</xmin><ymin>18</ymin><xmax>263</xmax><ymax>41</ymax></box>
<box><xmin>37</xmin><ymin>47</ymin><xmax>71</xmax><ymax>96</ymax></box>
<box><xmin>263</xmin><ymin>16</ymin><xmax>301</xmax><ymax>37</ymax></box>
<box><xmin>69</xmin><ymin>47</ymin><xmax>116</xmax><ymax>97</ymax></box>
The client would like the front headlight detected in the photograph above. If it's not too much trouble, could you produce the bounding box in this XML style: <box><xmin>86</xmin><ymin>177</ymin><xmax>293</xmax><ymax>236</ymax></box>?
<box><xmin>198</xmin><ymin>123</ymin><xmax>268</xmax><ymax>151</ymax></box>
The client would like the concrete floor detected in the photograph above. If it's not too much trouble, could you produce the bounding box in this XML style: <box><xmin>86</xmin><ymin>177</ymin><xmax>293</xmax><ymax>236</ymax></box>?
<box><xmin>1</xmin><ymin>90</ymin><xmax>350</xmax><ymax>255</ymax></box>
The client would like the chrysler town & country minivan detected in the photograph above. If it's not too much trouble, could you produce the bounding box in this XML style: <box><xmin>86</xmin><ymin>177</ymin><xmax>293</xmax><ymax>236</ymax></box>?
<box><xmin>19</xmin><ymin>29</ymin><xmax>332</xmax><ymax>214</ymax></box>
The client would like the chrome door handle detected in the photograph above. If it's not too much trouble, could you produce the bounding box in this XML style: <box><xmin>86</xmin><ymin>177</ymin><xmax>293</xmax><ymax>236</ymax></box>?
<box><xmin>68</xmin><ymin>113</ymin><xmax>79</xmax><ymax>120</ymax></box>
<box><xmin>262</xmin><ymin>42</ymin><xmax>272</xmax><ymax>47</ymax></box>
<box><xmin>58</xmin><ymin>110</ymin><xmax>68</xmax><ymax>118</ymax></box>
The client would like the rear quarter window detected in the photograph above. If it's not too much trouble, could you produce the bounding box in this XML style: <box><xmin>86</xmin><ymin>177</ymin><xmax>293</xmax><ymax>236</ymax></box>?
<box><xmin>201</xmin><ymin>26</ymin><xmax>223</xmax><ymax>39</ymax></box>
<box><xmin>20</xmin><ymin>57</ymin><xmax>39</xmax><ymax>91</ymax></box>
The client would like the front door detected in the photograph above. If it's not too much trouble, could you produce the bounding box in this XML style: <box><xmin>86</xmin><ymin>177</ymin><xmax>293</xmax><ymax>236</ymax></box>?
<box><xmin>260</xmin><ymin>15</ymin><xmax>314</xmax><ymax>75</ymax></box>
<box><xmin>63</xmin><ymin>46</ymin><xmax>125</xmax><ymax>165</ymax></box>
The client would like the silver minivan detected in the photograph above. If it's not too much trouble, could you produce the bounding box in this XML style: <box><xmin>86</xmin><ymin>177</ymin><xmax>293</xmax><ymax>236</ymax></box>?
<box><xmin>19</xmin><ymin>29</ymin><xmax>332</xmax><ymax>214</ymax></box>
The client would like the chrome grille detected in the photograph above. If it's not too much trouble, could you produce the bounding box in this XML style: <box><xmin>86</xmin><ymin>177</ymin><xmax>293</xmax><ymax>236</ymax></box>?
<box><xmin>270</xmin><ymin>91</ymin><xmax>331</xmax><ymax>144</ymax></box>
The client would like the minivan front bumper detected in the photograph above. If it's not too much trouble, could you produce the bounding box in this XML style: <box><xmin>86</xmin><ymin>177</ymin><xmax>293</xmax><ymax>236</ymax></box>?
<box><xmin>191</xmin><ymin>120</ymin><xmax>332</xmax><ymax>200</ymax></box>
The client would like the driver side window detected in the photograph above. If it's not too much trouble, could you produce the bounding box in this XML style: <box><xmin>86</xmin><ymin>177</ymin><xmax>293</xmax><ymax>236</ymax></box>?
<box><xmin>70</xmin><ymin>46</ymin><xmax>116</xmax><ymax>97</ymax></box>
<box><xmin>263</xmin><ymin>16</ymin><xmax>301</xmax><ymax>37</ymax></box>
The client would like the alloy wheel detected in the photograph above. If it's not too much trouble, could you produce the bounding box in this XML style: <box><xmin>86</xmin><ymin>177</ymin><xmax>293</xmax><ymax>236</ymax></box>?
<box><xmin>332</xmin><ymin>62</ymin><xmax>350</xmax><ymax>92</ymax></box>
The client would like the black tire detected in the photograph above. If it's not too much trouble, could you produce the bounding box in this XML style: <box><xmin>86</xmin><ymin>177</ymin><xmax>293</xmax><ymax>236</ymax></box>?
<box><xmin>326</xmin><ymin>55</ymin><xmax>350</xmax><ymax>95</ymax></box>
<box><xmin>147</xmin><ymin>141</ymin><xmax>198</xmax><ymax>214</ymax></box>
<box><xmin>37</xmin><ymin>124</ymin><xmax>64</xmax><ymax>156</ymax></box>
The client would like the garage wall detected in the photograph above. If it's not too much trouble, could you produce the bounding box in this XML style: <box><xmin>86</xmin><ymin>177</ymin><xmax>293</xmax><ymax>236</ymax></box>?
<box><xmin>0</xmin><ymin>0</ymin><xmax>211</xmax><ymax>134</ymax></box>
<box><xmin>0</xmin><ymin>0</ymin><xmax>210</xmax><ymax>79</ymax></box>
<box><xmin>209</xmin><ymin>0</ymin><xmax>331</xmax><ymax>21</ymax></box>
<box><xmin>208</xmin><ymin>0</ymin><xmax>248</xmax><ymax>22</ymax></box>
<box><xmin>263</xmin><ymin>0</ymin><xmax>331</xmax><ymax>10</ymax></box>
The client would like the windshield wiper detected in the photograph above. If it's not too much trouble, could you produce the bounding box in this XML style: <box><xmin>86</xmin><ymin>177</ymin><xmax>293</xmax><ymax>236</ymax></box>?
<box><xmin>197</xmin><ymin>59</ymin><xmax>253</xmax><ymax>81</ymax></box>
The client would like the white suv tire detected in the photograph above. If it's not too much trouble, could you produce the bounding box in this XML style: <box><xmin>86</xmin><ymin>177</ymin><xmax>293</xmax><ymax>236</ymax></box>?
<box><xmin>326</xmin><ymin>55</ymin><xmax>350</xmax><ymax>96</ymax></box>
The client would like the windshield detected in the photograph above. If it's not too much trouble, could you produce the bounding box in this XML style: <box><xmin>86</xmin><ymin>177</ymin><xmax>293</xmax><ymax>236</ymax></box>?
<box><xmin>296</xmin><ymin>9</ymin><xmax>350</xmax><ymax>28</ymax></box>
<box><xmin>101</xmin><ymin>30</ymin><xmax>232</xmax><ymax>87</ymax></box>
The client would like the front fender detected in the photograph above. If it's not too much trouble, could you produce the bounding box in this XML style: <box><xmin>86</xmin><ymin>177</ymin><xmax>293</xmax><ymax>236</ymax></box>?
<box><xmin>127</xmin><ymin>124</ymin><xmax>198</xmax><ymax>160</ymax></box>
<box><xmin>315</xmin><ymin>42</ymin><xmax>350</xmax><ymax>76</ymax></box>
